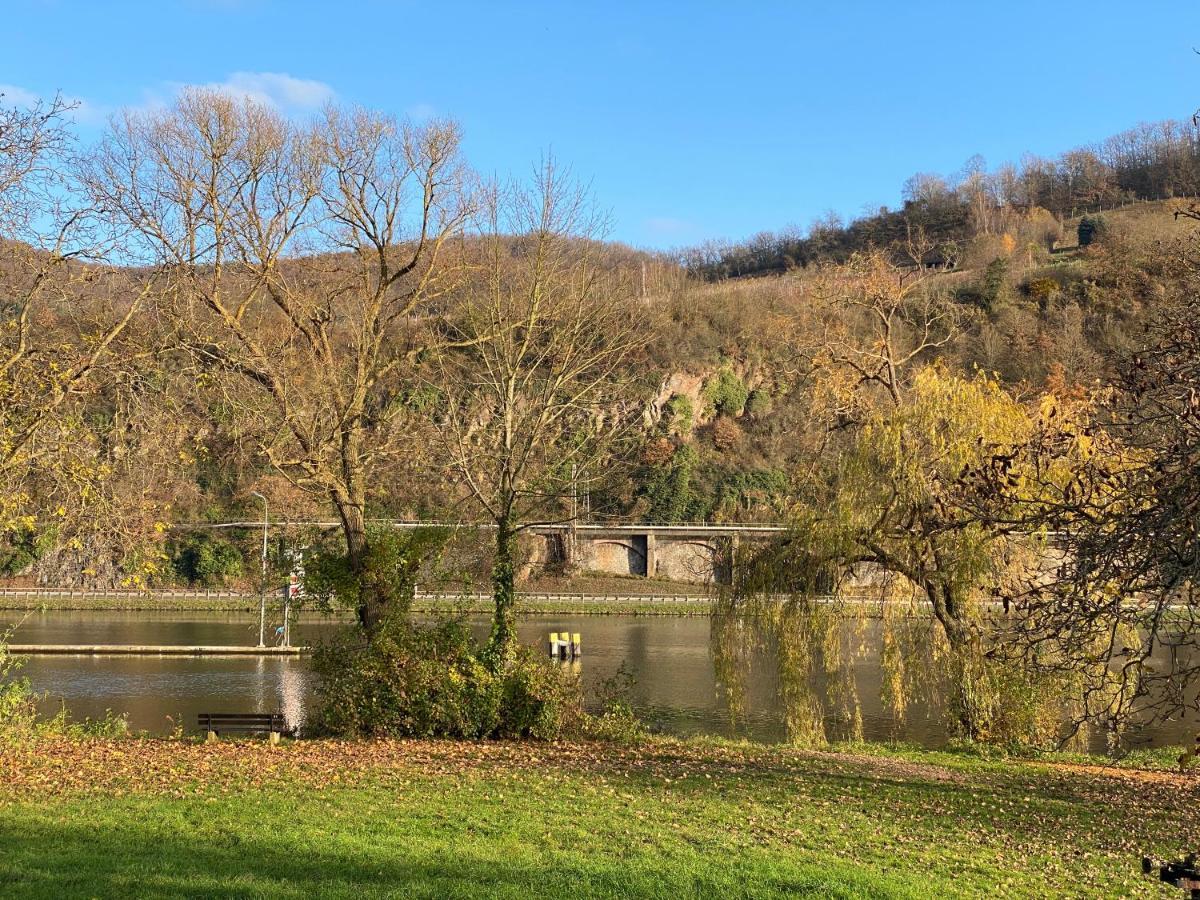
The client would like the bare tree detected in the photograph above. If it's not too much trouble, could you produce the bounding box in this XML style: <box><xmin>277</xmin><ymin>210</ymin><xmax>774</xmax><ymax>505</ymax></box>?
<box><xmin>813</xmin><ymin>252</ymin><xmax>956</xmax><ymax>411</ymax></box>
<box><xmin>0</xmin><ymin>92</ymin><xmax>147</xmax><ymax>552</ymax></box>
<box><xmin>84</xmin><ymin>89</ymin><xmax>472</xmax><ymax>628</ymax></box>
<box><xmin>437</xmin><ymin>163</ymin><xmax>646</xmax><ymax>668</ymax></box>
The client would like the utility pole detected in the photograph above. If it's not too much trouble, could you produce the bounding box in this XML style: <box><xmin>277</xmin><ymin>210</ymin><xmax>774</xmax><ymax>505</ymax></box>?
<box><xmin>251</xmin><ymin>491</ymin><xmax>268</xmax><ymax>647</ymax></box>
<box><xmin>282</xmin><ymin>580</ymin><xmax>292</xmax><ymax>648</ymax></box>
<box><xmin>568</xmin><ymin>463</ymin><xmax>578</xmax><ymax>570</ymax></box>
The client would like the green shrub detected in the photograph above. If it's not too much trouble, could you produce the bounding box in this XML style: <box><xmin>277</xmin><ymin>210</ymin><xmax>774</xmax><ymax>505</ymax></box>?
<box><xmin>311</xmin><ymin>615</ymin><xmax>495</xmax><ymax>738</ymax></box>
<box><xmin>1078</xmin><ymin>215</ymin><xmax>1108</xmax><ymax>247</ymax></box>
<box><xmin>744</xmin><ymin>388</ymin><xmax>772</xmax><ymax>418</ymax></box>
<box><xmin>581</xmin><ymin>664</ymin><xmax>645</xmax><ymax>743</ymax></box>
<box><xmin>584</xmin><ymin>702</ymin><xmax>645</xmax><ymax>743</ymax></box>
<box><xmin>703</xmin><ymin>368</ymin><xmax>749</xmax><ymax>417</ymax></box>
<box><xmin>305</xmin><ymin>527</ymin><xmax>592</xmax><ymax>742</ymax></box>
<box><xmin>171</xmin><ymin>535</ymin><xmax>243</xmax><ymax>587</ymax></box>
<box><xmin>662</xmin><ymin>393</ymin><xmax>694</xmax><ymax>434</ymax></box>
<box><xmin>0</xmin><ymin>526</ymin><xmax>54</xmax><ymax>577</ymax></box>
<box><xmin>310</xmin><ymin>613</ymin><xmax>584</xmax><ymax>740</ymax></box>
<box><xmin>0</xmin><ymin>632</ymin><xmax>38</xmax><ymax>738</ymax></box>
<box><xmin>498</xmin><ymin>645</ymin><xmax>585</xmax><ymax>740</ymax></box>
<box><xmin>641</xmin><ymin>444</ymin><xmax>702</xmax><ymax>523</ymax></box>
<box><xmin>712</xmin><ymin>467</ymin><xmax>789</xmax><ymax>519</ymax></box>
<box><xmin>980</xmin><ymin>256</ymin><xmax>1011</xmax><ymax>312</ymax></box>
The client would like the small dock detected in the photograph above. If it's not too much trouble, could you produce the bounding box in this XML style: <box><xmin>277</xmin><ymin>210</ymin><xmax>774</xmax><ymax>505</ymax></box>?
<box><xmin>6</xmin><ymin>644</ymin><xmax>307</xmax><ymax>656</ymax></box>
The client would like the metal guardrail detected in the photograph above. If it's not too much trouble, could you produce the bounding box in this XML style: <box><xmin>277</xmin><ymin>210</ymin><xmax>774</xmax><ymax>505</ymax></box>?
<box><xmin>0</xmin><ymin>588</ymin><xmax>254</xmax><ymax>599</ymax></box>
<box><xmin>0</xmin><ymin>587</ymin><xmax>713</xmax><ymax>604</ymax></box>
<box><xmin>171</xmin><ymin>520</ymin><xmax>790</xmax><ymax>535</ymax></box>
<box><xmin>415</xmin><ymin>592</ymin><xmax>712</xmax><ymax>604</ymax></box>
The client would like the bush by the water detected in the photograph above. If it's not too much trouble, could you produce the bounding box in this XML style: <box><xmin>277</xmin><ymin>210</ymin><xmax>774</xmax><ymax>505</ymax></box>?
<box><xmin>1</xmin><ymin>626</ymin><xmax>129</xmax><ymax>741</ymax></box>
<box><xmin>0</xmin><ymin>631</ymin><xmax>38</xmax><ymax>736</ymax></box>
<box><xmin>583</xmin><ymin>664</ymin><xmax>646</xmax><ymax>743</ymax></box>
<box><xmin>311</xmin><ymin>614</ymin><xmax>587</xmax><ymax>740</ymax></box>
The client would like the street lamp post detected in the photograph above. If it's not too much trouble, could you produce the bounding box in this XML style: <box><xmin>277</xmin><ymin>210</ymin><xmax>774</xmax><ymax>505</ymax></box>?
<box><xmin>251</xmin><ymin>491</ymin><xmax>268</xmax><ymax>647</ymax></box>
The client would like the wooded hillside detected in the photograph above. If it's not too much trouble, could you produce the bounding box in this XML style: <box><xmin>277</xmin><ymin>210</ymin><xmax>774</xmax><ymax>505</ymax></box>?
<box><xmin>1</xmin><ymin>91</ymin><xmax>1194</xmax><ymax>592</ymax></box>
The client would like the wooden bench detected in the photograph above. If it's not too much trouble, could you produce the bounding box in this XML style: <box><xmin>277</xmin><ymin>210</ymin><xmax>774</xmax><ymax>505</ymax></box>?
<box><xmin>199</xmin><ymin>712</ymin><xmax>288</xmax><ymax>744</ymax></box>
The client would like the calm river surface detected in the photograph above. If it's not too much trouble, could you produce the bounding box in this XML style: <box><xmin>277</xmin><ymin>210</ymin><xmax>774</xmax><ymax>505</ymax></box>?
<box><xmin>4</xmin><ymin>610</ymin><xmax>1194</xmax><ymax>750</ymax></box>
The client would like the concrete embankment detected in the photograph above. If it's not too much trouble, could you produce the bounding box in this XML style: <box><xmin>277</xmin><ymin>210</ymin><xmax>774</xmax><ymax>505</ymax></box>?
<box><xmin>7</xmin><ymin>644</ymin><xmax>306</xmax><ymax>655</ymax></box>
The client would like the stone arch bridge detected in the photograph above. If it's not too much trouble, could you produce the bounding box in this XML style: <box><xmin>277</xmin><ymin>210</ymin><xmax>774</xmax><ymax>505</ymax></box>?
<box><xmin>177</xmin><ymin>520</ymin><xmax>790</xmax><ymax>587</ymax></box>
<box><xmin>526</xmin><ymin>524</ymin><xmax>786</xmax><ymax>585</ymax></box>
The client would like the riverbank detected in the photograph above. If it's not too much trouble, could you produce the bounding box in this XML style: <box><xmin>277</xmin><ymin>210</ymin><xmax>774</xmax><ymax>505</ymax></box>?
<box><xmin>0</xmin><ymin>595</ymin><xmax>715</xmax><ymax>617</ymax></box>
<box><xmin>1</xmin><ymin>735</ymin><xmax>1194</xmax><ymax>897</ymax></box>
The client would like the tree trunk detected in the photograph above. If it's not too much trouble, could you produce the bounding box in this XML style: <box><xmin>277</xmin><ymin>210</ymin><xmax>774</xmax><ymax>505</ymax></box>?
<box><xmin>333</xmin><ymin>492</ymin><xmax>385</xmax><ymax>631</ymax></box>
<box><xmin>926</xmin><ymin>579</ymin><xmax>987</xmax><ymax>740</ymax></box>
<box><xmin>485</xmin><ymin>516</ymin><xmax>517</xmax><ymax>672</ymax></box>
<box><xmin>332</xmin><ymin>426</ymin><xmax>398</xmax><ymax>633</ymax></box>
<box><xmin>920</xmin><ymin>571</ymin><xmax>970</xmax><ymax>647</ymax></box>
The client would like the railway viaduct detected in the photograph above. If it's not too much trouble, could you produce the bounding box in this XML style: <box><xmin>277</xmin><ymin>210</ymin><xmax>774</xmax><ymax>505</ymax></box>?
<box><xmin>524</xmin><ymin>523</ymin><xmax>786</xmax><ymax>585</ymax></box>
<box><xmin>180</xmin><ymin>520</ymin><xmax>791</xmax><ymax>587</ymax></box>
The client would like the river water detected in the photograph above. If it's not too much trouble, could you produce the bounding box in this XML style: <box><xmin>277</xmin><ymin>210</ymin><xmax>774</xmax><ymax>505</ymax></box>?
<box><xmin>3</xmin><ymin>610</ymin><xmax>1195</xmax><ymax>750</ymax></box>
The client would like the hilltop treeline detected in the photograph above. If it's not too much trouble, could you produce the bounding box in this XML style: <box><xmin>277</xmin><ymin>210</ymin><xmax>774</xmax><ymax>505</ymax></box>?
<box><xmin>685</xmin><ymin>118</ymin><xmax>1200</xmax><ymax>279</ymax></box>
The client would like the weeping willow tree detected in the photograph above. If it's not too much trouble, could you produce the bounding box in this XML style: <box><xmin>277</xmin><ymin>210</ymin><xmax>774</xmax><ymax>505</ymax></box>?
<box><xmin>716</xmin><ymin>254</ymin><xmax>1112</xmax><ymax>745</ymax></box>
<box><xmin>713</xmin><ymin>534</ymin><xmax>865</xmax><ymax>746</ymax></box>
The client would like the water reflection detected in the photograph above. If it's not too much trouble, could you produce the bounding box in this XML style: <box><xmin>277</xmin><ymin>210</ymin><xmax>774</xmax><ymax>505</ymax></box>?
<box><xmin>3</xmin><ymin>610</ymin><xmax>1194</xmax><ymax>750</ymax></box>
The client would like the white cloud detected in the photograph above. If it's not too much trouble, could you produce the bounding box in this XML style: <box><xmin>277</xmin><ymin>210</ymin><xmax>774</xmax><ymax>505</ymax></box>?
<box><xmin>406</xmin><ymin>102</ymin><xmax>437</xmax><ymax>123</ymax></box>
<box><xmin>124</xmin><ymin>72</ymin><xmax>336</xmax><ymax>119</ymax></box>
<box><xmin>0</xmin><ymin>72</ymin><xmax>335</xmax><ymax>132</ymax></box>
<box><xmin>0</xmin><ymin>83</ymin><xmax>108</xmax><ymax>127</ymax></box>
<box><xmin>66</xmin><ymin>98</ymin><xmax>108</xmax><ymax>126</ymax></box>
<box><xmin>0</xmin><ymin>84</ymin><xmax>44</xmax><ymax>108</ymax></box>
<box><xmin>193</xmin><ymin>71</ymin><xmax>336</xmax><ymax>111</ymax></box>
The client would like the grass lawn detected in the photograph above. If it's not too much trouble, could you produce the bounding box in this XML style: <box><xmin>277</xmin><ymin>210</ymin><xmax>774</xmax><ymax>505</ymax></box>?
<box><xmin>0</xmin><ymin>736</ymin><xmax>1196</xmax><ymax>898</ymax></box>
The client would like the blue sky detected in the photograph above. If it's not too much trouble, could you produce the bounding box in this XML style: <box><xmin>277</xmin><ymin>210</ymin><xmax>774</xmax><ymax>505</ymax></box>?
<box><xmin>4</xmin><ymin>1</ymin><xmax>1198</xmax><ymax>249</ymax></box>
